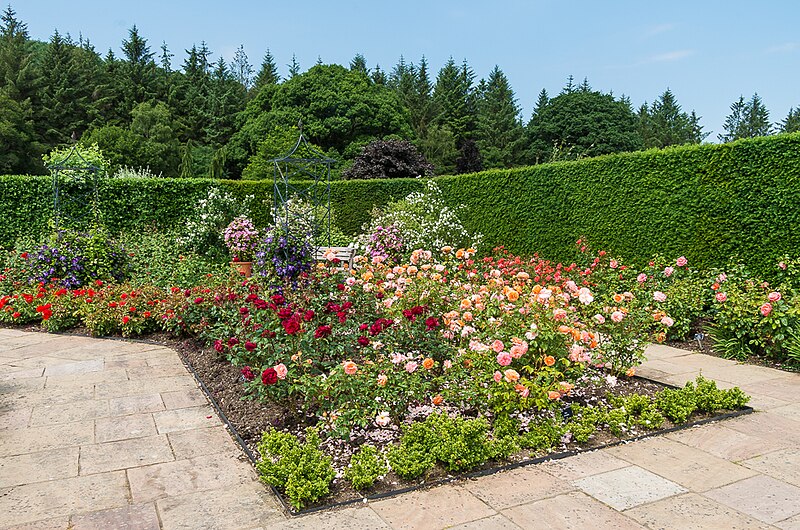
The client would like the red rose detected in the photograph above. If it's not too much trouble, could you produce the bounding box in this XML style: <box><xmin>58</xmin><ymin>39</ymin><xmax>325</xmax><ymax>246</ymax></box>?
<box><xmin>271</xmin><ymin>294</ymin><xmax>285</xmax><ymax>306</ymax></box>
<box><xmin>314</xmin><ymin>325</ymin><xmax>332</xmax><ymax>339</ymax></box>
<box><xmin>194</xmin><ymin>297</ymin><xmax>204</xmax><ymax>304</ymax></box>
<box><xmin>277</xmin><ymin>307</ymin><xmax>293</xmax><ymax>320</ymax></box>
<box><xmin>12</xmin><ymin>311</ymin><xmax>21</xmax><ymax>318</ymax></box>
<box><xmin>122</xmin><ymin>316</ymin><xmax>130</xmax><ymax>325</ymax></box>
<box><xmin>261</xmin><ymin>367</ymin><xmax>278</xmax><ymax>385</ymax></box>
<box><xmin>245</xmin><ymin>341</ymin><xmax>257</xmax><ymax>351</ymax></box>
<box><xmin>20</xmin><ymin>252</ymin><xmax>28</xmax><ymax>259</ymax></box>
<box><xmin>228</xmin><ymin>337</ymin><xmax>239</xmax><ymax>347</ymax></box>
<box><xmin>357</xmin><ymin>336</ymin><xmax>370</xmax><ymax>347</ymax></box>
<box><xmin>337</xmin><ymin>283</ymin><xmax>345</xmax><ymax>291</ymax></box>
<box><xmin>214</xmin><ymin>340</ymin><xmax>224</xmax><ymax>353</ymax></box>
<box><xmin>303</xmin><ymin>310</ymin><xmax>315</xmax><ymax>321</ymax></box>
<box><xmin>425</xmin><ymin>316</ymin><xmax>440</xmax><ymax>330</ymax></box>
<box><xmin>282</xmin><ymin>318</ymin><xmax>301</xmax><ymax>335</ymax></box>
<box><xmin>241</xmin><ymin>366</ymin><xmax>255</xmax><ymax>381</ymax></box>
<box><xmin>143</xmin><ymin>311</ymin><xmax>151</xmax><ymax>318</ymax></box>
<box><xmin>359</xmin><ymin>323</ymin><xmax>368</xmax><ymax>332</ymax></box>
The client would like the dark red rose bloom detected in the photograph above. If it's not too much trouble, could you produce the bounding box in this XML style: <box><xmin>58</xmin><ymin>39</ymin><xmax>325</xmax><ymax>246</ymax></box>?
<box><xmin>342</xmin><ymin>301</ymin><xmax>353</xmax><ymax>310</ymax></box>
<box><xmin>239</xmin><ymin>307</ymin><xmax>249</xmax><ymax>315</ymax></box>
<box><xmin>359</xmin><ymin>323</ymin><xmax>368</xmax><ymax>332</ymax></box>
<box><xmin>246</xmin><ymin>293</ymin><xmax>259</xmax><ymax>303</ymax></box>
<box><xmin>241</xmin><ymin>366</ymin><xmax>255</xmax><ymax>381</ymax></box>
<box><xmin>227</xmin><ymin>292</ymin><xmax>238</xmax><ymax>301</ymax></box>
<box><xmin>245</xmin><ymin>341</ymin><xmax>257</xmax><ymax>351</ymax></box>
<box><xmin>214</xmin><ymin>340</ymin><xmax>224</xmax><ymax>352</ymax></box>
<box><xmin>262</xmin><ymin>367</ymin><xmax>278</xmax><ymax>385</ymax></box>
<box><xmin>324</xmin><ymin>301</ymin><xmax>341</xmax><ymax>314</ymax></box>
<box><xmin>277</xmin><ymin>307</ymin><xmax>293</xmax><ymax>320</ymax></box>
<box><xmin>338</xmin><ymin>313</ymin><xmax>347</xmax><ymax>324</ymax></box>
<box><xmin>282</xmin><ymin>317</ymin><xmax>301</xmax><ymax>335</ymax></box>
<box><xmin>402</xmin><ymin>309</ymin><xmax>416</xmax><ymax>321</ymax></box>
<box><xmin>425</xmin><ymin>316</ymin><xmax>440</xmax><ymax>330</ymax></box>
<box><xmin>271</xmin><ymin>294</ymin><xmax>285</xmax><ymax>306</ymax></box>
<box><xmin>332</xmin><ymin>257</ymin><xmax>341</xmax><ymax>265</ymax></box>
<box><xmin>252</xmin><ymin>298</ymin><xmax>268</xmax><ymax>310</ymax></box>
<box><xmin>357</xmin><ymin>335</ymin><xmax>370</xmax><ymax>347</ymax></box>
<box><xmin>411</xmin><ymin>305</ymin><xmax>427</xmax><ymax>316</ymax></box>
<box><xmin>303</xmin><ymin>310</ymin><xmax>315</xmax><ymax>321</ymax></box>
<box><xmin>314</xmin><ymin>325</ymin><xmax>332</xmax><ymax>339</ymax></box>
<box><xmin>337</xmin><ymin>283</ymin><xmax>345</xmax><ymax>291</ymax></box>
<box><xmin>375</xmin><ymin>291</ymin><xmax>384</xmax><ymax>299</ymax></box>
<box><xmin>228</xmin><ymin>337</ymin><xmax>239</xmax><ymax>347</ymax></box>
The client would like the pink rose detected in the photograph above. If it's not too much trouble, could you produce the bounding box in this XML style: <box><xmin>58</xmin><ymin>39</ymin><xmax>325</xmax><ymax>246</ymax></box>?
<box><xmin>676</xmin><ymin>256</ymin><xmax>688</xmax><ymax>267</ymax></box>
<box><xmin>663</xmin><ymin>266</ymin><xmax>674</xmax><ymax>277</ymax></box>
<box><xmin>653</xmin><ymin>291</ymin><xmax>667</xmax><ymax>302</ymax></box>
<box><xmin>491</xmin><ymin>339</ymin><xmax>505</xmax><ymax>353</ymax></box>
<box><xmin>768</xmin><ymin>291</ymin><xmax>781</xmax><ymax>302</ymax></box>
<box><xmin>760</xmin><ymin>303</ymin><xmax>773</xmax><ymax>317</ymax></box>
<box><xmin>493</xmin><ymin>370</ymin><xmax>503</xmax><ymax>383</ymax></box>
<box><xmin>611</xmin><ymin>311</ymin><xmax>625</xmax><ymax>323</ymax></box>
<box><xmin>274</xmin><ymin>363</ymin><xmax>288</xmax><ymax>380</ymax></box>
<box><xmin>594</xmin><ymin>314</ymin><xmax>606</xmax><ymax>324</ymax></box>
<box><xmin>496</xmin><ymin>352</ymin><xmax>513</xmax><ymax>366</ymax></box>
<box><xmin>610</xmin><ymin>259</ymin><xmax>619</xmax><ymax>269</ymax></box>
<box><xmin>404</xmin><ymin>361</ymin><xmax>418</xmax><ymax>373</ymax></box>
<box><xmin>660</xmin><ymin>316</ymin><xmax>674</xmax><ymax>327</ymax></box>
<box><xmin>510</xmin><ymin>342</ymin><xmax>528</xmax><ymax>359</ymax></box>
<box><xmin>637</xmin><ymin>273</ymin><xmax>647</xmax><ymax>284</ymax></box>
<box><xmin>343</xmin><ymin>360</ymin><xmax>358</xmax><ymax>375</ymax></box>
<box><xmin>716</xmin><ymin>292</ymin><xmax>727</xmax><ymax>303</ymax></box>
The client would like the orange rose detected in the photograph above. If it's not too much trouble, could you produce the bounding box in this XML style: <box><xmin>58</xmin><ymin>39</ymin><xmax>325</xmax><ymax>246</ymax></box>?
<box><xmin>377</xmin><ymin>374</ymin><xmax>388</xmax><ymax>386</ymax></box>
<box><xmin>544</xmin><ymin>355</ymin><xmax>556</xmax><ymax>367</ymax></box>
<box><xmin>422</xmin><ymin>358</ymin><xmax>435</xmax><ymax>370</ymax></box>
<box><xmin>626</xmin><ymin>367</ymin><xmax>636</xmax><ymax>377</ymax></box>
<box><xmin>548</xmin><ymin>390</ymin><xmax>561</xmax><ymax>400</ymax></box>
<box><xmin>342</xmin><ymin>360</ymin><xmax>358</xmax><ymax>375</ymax></box>
<box><xmin>506</xmin><ymin>288</ymin><xmax>519</xmax><ymax>302</ymax></box>
<box><xmin>432</xmin><ymin>394</ymin><xmax>444</xmax><ymax>405</ymax></box>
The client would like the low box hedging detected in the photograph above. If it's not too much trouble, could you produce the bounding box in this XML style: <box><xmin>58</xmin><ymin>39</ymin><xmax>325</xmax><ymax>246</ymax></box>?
<box><xmin>2</xmin><ymin>133</ymin><xmax>799</xmax><ymax>271</ymax></box>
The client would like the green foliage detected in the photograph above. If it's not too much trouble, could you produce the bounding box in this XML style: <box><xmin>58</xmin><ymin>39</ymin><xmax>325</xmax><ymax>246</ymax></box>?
<box><xmin>655</xmin><ymin>376</ymin><xmax>750</xmax><ymax>424</ymax></box>
<box><xmin>518</xmin><ymin>417</ymin><xmax>564</xmax><ymax>451</ymax></box>
<box><xmin>654</xmin><ymin>386</ymin><xmax>696</xmax><ymax>423</ymax></box>
<box><xmin>43</xmin><ymin>143</ymin><xmax>110</xmax><ymax>175</ymax></box>
<box><xmin>256</xmin><ymin>428</ymin><xmax>335</xmax><ymax>510</ymax></box>
<box><xmin>344</xmin><ymin>445</ymin><xmax>388</xmax><ymax>491</ymax></box>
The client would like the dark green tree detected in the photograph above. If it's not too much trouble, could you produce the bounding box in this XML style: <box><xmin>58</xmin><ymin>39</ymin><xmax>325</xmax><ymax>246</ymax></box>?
<box><xmin>527</xmin><ymin>84</ymin><xmax>642</xmax><ymax>162</ymax></box>
<box><xmin>230</xmin><ymin>44</ymin><xmax>253</xmax><ymax>89</ymax></box>
<box><xmin>639</xmin><ymin>89</ymin><xmax>707</xmax><ymax>148</ymax></box>
<box><xmin>349</xmin><ymin>53</ymin><xmax>367</xmax><ymax>75</ymax></box>
<box><xmin>253</xmin><ymin>49</ymin><xmax>279</xmax><ymax>91</ymax></box>
<box><xmin>288</xmin><ymin>54</ymin><xmax>300</xmax><ymax>78</ymax></box>
<box><xmin>0</xmin><ymin>88</ymin><xmax>41</xmax><ymax>173</ymax></box>
<box><xmin>475</xmin><ymin>65</ymin><xmax>524</xmax><ymax>169</ymax></box>
<box><xmin>371</xmin><ymin>64</ymin><xmax>387</xmax><ymax>85</ymax></box>
<box><xmin>432</xmin><ymin>58</ymin><xmax>476</xmax><ymax>143</ymax></box>
<box><xmin>719</xmin><ymin>93</ymin><xmax>772</xmax><ymax>142</ymax></box>
<box><xmin>117</xmin><ymin>25</ymin><xmax>157</xmax><ymax>116</ymax></box>
<box><xmin>780</xmin><ymin>107</ymin><xmax>800</xmax><ymax>133</ymax></box>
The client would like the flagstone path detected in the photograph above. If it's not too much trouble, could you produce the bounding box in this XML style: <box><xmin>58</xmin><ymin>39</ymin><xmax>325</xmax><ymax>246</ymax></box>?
<box><xmin>1</xmin><ymin>329</ymin><xmax>800</xmax><ymax>529</ymax></box>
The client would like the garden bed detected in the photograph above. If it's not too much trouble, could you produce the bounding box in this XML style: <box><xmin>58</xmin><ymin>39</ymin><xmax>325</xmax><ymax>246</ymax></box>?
<box><xmin>169</xmin><ymin>334</ymin><xmax>752</xmax><ymax>515</ymax></box>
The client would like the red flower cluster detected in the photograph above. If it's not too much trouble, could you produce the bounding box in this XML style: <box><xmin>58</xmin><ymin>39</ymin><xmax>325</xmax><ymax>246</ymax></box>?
<box><xmin>314</xmin><ymin>324</ymin><xmax>332</xmax><ymax>339</ymax></box>
<box><xmin>261</xmin><ymin>367</ymin><xmax>278</xmax><ymax>385</ymax></box>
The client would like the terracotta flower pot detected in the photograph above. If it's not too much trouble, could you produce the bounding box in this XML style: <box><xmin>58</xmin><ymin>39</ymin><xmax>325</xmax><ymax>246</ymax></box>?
<box><xmin>231</xmin><ymin>261</ymin><xmax>253</xmax><ymax>278</ymax></box>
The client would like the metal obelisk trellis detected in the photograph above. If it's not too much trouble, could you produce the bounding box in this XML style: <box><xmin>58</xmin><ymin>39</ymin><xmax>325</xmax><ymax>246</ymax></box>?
<box><xmin>269</xmin><ymin>122</ymin><xmax>335</xmax><ymax>249</ymax></box>
<box><xmin>47</xmin><ymin>145</ymin><xmax>103</xmax><ymax>234</ymax></box>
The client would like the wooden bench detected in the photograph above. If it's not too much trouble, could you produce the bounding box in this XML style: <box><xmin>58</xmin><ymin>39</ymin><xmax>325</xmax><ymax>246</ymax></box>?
<box><xmin>314</xmin><ymin>246</ymin><xmax>356</xmax><ymax>269</ymax></box>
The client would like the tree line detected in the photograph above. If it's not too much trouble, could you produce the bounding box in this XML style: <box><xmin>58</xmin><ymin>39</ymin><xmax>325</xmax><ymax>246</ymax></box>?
<box><xmin>1</xmin><ymin>7</ymin><xmax>798</xmax><ymax>178</ymax></box>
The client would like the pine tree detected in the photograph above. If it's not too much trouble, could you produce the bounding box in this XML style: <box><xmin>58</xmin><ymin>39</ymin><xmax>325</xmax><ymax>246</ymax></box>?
<box><xmin>719</xmin><ymin>93</ymin><xmax>771</xmax><ymax>141</ymax></box>
<box><xmin>117</xmin><ymin>25</ymin><xmax>157</xmax><ymax>118</ymax></box>
<box><xmin>230</xmin><ymin>44</ymin><xmax>253</xmax><ymax>89</ymax></box>
<box><xmin>562</xmin><ymin>75</ymin><xmax>575</xmax><ymax>94</ymax></box>
<box><xmin>253</xmin><ymin>49</ymin><xmax>279</xmax><ymax>89</ymax></box>
<box><xmin>349</xmin><ymin>53</ymin><xmax>367</xmax><ymax>74</ymax></box>
<box><xmin>719</xmin><ymin>96</ymin><xmax>746</xmax><ymax>142</ymax></box>
<box><xmin>159</xmin><ymin>41</ymin><xmax>173</xmax><ymax>72</ymax></box>
<box><xmin>475</xmin><ymin>65</ymin><xmax>524</xmax><ymax>168</ymax></box>
<box><xmin>432</xmin><ymin>57</ymin><xmax>476</xmax><ymax>143</ymax></box>
<box><xmin>639</xmin><ymin>89</ymin><xmax>705</xmax><ymax>148</ymax></box>
<box><xmin>371</xmin><ymin>64</ymin><xmax>387</xmax><ymax>85</ymax></box>
<box><xmin>532</xmin><ymin>88</ymin><xmax>549</xmax><ymax>119</ymax></box>
<box><xmin>780</xmin><ymin>107</ymin><xmax>800</xmax><ymax>133</ymax></box>
<box><xmin>287</xmin><ymin>54</ymin><xmax>300</xmax><ymax>78</ymax></box>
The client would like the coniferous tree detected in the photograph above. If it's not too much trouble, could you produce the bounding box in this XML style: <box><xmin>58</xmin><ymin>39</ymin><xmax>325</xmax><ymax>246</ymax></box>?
<box><xmin>118</xmin><ymin>25</ymin><xmax>157</xmax><ymax>113</ymax></box>
<box><xmin>349</xmin><ymin>53</ymin><xmax>367</xmax><ymax>75</ymax></box>
<box><xmin>719</xmin><ymin>93</ymin><xmax>771</xmax><ymax>141</ymax></box>
<box><xmin>432</xmin><ymin>57</ymin><xmax>476</xmax><ymax>143</ymax></box>
<box><xmin>371</xmin><ymin>64</ymin><xmax>387</xmax><ymax>85</ymax></box>
<box><xmin>639</xmin><ymin>89</ymin><xmax>706</xmax><ymax>148</ymax></box>
<box><xmin>475</xmin><ymin>65</ymin><xmax>524</xmax><ymax>168</ymax></box>
<box><xmin>288</xmin><ymin>54</ymin><xmax>300</xmax><ymax>78</ymax></box>
<box><xmin>253</xmin><ymin>49</ymin><xmax>280</xmax><ymax>89</ymax></box>
<box><xmin>159</xmin><ymin>41</ymin><xmax>173</xmax><ymax>72</ymax></box>
<box><xmin>230</xmin><ymin>44</ymin><xmax>253</xmax><ymax>89</ymax></box>
<box><xmin>780</xmin><ymin>107</ymin><xmax>800</xmax><ymax>133</ymax></box>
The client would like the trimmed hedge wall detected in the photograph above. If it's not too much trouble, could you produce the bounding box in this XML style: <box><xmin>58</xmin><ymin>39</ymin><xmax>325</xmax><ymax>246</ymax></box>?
<box><xmin>2</xmin><ymin>133</ymin><xmax>799</xmax><ymax>272</ymax></box>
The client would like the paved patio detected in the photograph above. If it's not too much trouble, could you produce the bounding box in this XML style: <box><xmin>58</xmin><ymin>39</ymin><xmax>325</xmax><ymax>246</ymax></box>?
<box><xmin>1</xmin><ymin>330</ymin><xmax>799</xmax><ymax>529</ymax></box>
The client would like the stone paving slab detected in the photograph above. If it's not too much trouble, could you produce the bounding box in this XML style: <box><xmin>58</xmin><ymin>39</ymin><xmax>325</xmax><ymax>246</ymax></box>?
<box><xmin>3</xmin><ymin>331</ymin><xmax>800</xmax><ymax>529</ymax></box>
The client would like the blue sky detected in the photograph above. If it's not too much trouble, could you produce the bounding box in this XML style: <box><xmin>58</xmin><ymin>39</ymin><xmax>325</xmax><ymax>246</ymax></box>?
<box><xmin>14</xmin><ymin>1</ymin><xmax>800</xmax><ymax>140</ymax></box>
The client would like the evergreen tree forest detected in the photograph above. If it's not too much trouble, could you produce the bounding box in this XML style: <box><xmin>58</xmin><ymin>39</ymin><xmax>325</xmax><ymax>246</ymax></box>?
<box><xmin>0</xmin><ymin>7</ymin><xmax>796</xmax><ymax>178</ymax></box>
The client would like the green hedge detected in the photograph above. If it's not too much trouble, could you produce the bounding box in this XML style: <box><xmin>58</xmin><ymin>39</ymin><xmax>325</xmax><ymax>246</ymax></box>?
<box><xmin>2</xmin><ymin>133</ymin><xmax>799</xmax><ymax>272</ymax></box>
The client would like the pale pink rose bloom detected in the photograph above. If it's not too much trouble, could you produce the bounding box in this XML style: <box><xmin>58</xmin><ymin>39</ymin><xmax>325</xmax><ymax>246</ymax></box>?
<box><xmin>565</xmin><ymin>280</ymin><xmax>578</xmax><ymax>293</ymax></box>
<box><xmin>525</xmin><ymin>331</ymin><xmax>538</xmax><ymax>341</ymax></box>
<box><xmin>519</xmin><ymin>387</ymin><xmax>530</xmax><ymax>398</ymax></box>
<box><xmin>663</xmin><ymin>266</ymin><xmax>674</xmax><ymax>277</ymax></box>
<box><xmin>568</xmin><ymin>351</ymin><xmax>579</xmax><ymax>362</ymax></box>
<box><xmin>717</xmin><ymin>272</ymin><xmax>727</xmax><ymax>282</ymax></box>
<box><xmin>442</xmin><ymin>330</ymin><xmax>454</xmax><ymax>340</ymax></box>
<box><xmin>503</xmin><ymin>369</ymin><xmax>520</xmax><ymax>383</ymax></box>
<box><xmin>637</xmin><ymin>273</ymin><xmax>647</xmax><ymax>284</ymax></box>
<box><xmin>778</xmin><ymin>262</ymin><xmax>787</xmax><ymax>270</ymax></box>
<box><xmin>570</xmin><ymin>343</ymin><xmax>585</xmax><ymax>358</ymax></box>
<box><xmin>496</xmin><ymin>352</ymin><xmax>512</xmax><ymax>366</ymax></box>
<box><xmin>493</xmin><ymin>371</ymin><xmax>503</xmax><ymax>383</ymax></box>
<box><xmin>594</xmin><ymin>314</ymin><xmax>606</xmax><ymax>324</ymax></box>
<box><xmin>760</xmin><ymin>303</ymin><xmax>773</xmax><ymax>317</ymax></box>
<box><xmin>660</xmin><ymin>316</ymin><xmax>674</xmax><ymax>327</ymax></box>
<box><xmin>375</xmin><ymin>411</ymin><xmax>391</xmax><ymax>427</ymax></box>
<box><xmin>676</xmin><ymin>256</ymin><xmax>688</xmax><ymax>267</ymax></box>
<box><xmin>390</xmin><ymin>352</ymin><xmax>407</xmax><ymax>364</ymax></box>
<box><xmin>377</xmin><ymin>374</ymin><xmax>388</xmax><ymax>386</ymax></box>
<box><xmin>610</xmin><ymin>259</ymin><xmax>619</xmax><ymax>269</ymax></box>
<box><xmin>345</xmin><ymin>276</ymin><xmax>356</xmax><ymax>287</ymax></box>
<box><xmin>510</xmin><ymin>341</ymin><xmax>528</xmax><ymax>359</ymax></box>
<box><xmin>653</xmin><ymin>291</ymin><xmax>667</xmax><ymax>302</ymax></box>
<box><xmin>538</xmin><ymin>288</ymin><xmax>552</xmax><ymax>300</ymax></box>
<box><xmin>611</xmin><ymin>311</ymin><xmax>625</xmax><ymax>323</ymax></box>
<box><xmin>553</xmin><ymin>308</ymin><xmax>567</xmax><ymax>320</ymax></box>
<box><xmin>768</xmin><ymin>291</ymin><xmax>781</xmax><ymax>302</ymax></box>
<box><xmin>404</xmin><ymin>361</ymin><xmax>418</xmax><ymax>373</ymax></box>
<box><xmin>490</xmin><ymin>269</ymin><xmax>501</xmax><ymax>278</ymax></box>
<box><xmin>443</xmin><ymin>360</ymin><xmax>453</xmax><ymax>369</ymax></box>
<box><xmin>274</xmin><ymin>363</ymin><xmax>288</xmax><ymax>380</ymax></box>
<box><xmin>715</xmin><ymin>292</ymin><xmax>727</xmax><ymax>303</ymax></box>
<box><xmin>434</xmin><ymin>264</ymin><xmax>445</xmax><ymax>272</ymax></box>
<box><xmin>578</xmin><ymin>287</ymin><xmax>594</xmax><ymax>305</ymax></box>
<box><xmin>491</xmin><ymin>339</ymin><xmax>505</xmax><ymax>353</ymax></box>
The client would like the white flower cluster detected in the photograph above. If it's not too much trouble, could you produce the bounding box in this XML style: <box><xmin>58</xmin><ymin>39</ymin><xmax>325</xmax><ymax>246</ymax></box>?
<box><xmin>358</xmin><ymin>179</ymin><xmax>482</xmax><ymax>255</ymax></box>
<box><xmin>177</xmin><ymin>187</ymin><xmax>254</xmax><ymax>253</ymax></box>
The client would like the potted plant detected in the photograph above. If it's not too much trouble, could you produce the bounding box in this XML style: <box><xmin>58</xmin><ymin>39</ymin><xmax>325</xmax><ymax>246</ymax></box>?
<box><xmin>224</xmin><ymin>216</ymin><xmax>259</xmax><ymax>277</ymax></box>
